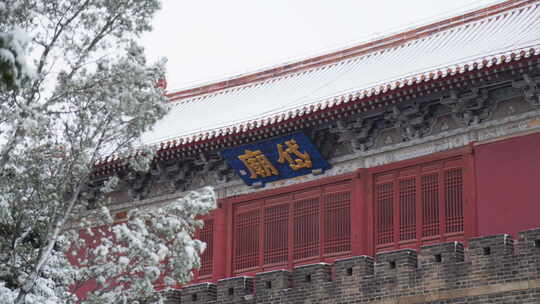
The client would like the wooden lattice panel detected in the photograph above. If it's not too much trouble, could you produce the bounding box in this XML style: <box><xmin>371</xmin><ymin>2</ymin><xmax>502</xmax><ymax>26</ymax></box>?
<box><xmin>374</xmin><ymin>157</ymin><xmax>466</xmax><ymax>251</ymax></box>
<box><xmin>227</xmin><ymin>181</ymin><xmax>353</xmax><ymax>277</ymax></box>
<box><xmin>323</xmin><ymin>191</ymin><xmax>351</xmax><ymax>254</ymax></box>
<box><xmin>234</xmin><ymin>209</ymin><xmax>260</xmax><ymax>271</ymax></box>
<box><xmin>293</xmin><ymin>197</ymin><xmax>320</xmax><ymax>260</ymax></box>
<box><xmin>421</xmin><ymin>173</ymin><xmax>440</xmax><ymax>237</ymax></box>
<box><xmin>199</xmin><ymin>219</ymin><xmax>214</xmax><ymax>276</ymax></box>
<box><xmin>399</xmin><ymin>178</ymin><xmax>416</xmax><ymax>241</ymax></box>
<box><xmin>445</xmin><ymin>168</ymin><xmax>464</xmax><ymax>233</ymax></box>
<box><xmin>263</xmin><ymin>203</ymin><xmax>289</xmax><ymax>265</ymax></box>
<box><xmin>376</xmin><ymin>182</ymin><xmax>394</xmax><ymax>245</ymax></box>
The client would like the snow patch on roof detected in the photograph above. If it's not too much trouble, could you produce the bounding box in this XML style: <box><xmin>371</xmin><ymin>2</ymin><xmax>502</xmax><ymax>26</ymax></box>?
<box><xmin>140</xmin><ymin>1</ymin><xmax>540</xmax><ymax>147</ymax></box>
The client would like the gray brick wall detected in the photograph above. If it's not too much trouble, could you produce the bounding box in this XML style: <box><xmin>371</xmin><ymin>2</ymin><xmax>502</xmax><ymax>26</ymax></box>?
<box><xmin>166</xmin><ymin>228</ymin><xmax>540</xmax><ymax>303</ymax></box>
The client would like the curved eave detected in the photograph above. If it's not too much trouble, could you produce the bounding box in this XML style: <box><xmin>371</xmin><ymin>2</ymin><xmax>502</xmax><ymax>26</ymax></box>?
<box><xmin>164</xmin><ymin>0</ymin><xmax>533</xmax><ymax>101</ymax></box>
<box><xmin>93</xmin><ymin>52</ymin><xmax>540</xmax><ymax>176</ymax></box>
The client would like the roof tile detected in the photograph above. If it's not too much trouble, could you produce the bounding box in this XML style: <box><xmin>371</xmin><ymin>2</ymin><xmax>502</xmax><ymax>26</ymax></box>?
<box><xmin>140</xmin><ymin>0</ymin><xmax>540</xmax><ymax>149</ymax></box>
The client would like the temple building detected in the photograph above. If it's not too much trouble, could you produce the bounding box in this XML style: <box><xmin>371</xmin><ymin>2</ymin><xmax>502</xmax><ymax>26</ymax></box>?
<box><xmin>94</xmin><ymin>0</ymin><xmax>540</xmax><ymax>303</ymax></box>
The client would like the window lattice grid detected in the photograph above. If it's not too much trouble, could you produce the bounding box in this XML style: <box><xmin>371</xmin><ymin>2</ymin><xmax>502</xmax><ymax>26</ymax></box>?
<box><xmin>263</xmin><ymin>204</ymin><xmax>289</xmax><ymax>265</ymax></box>
<box><xmin>199</xmin><ymin>219</ymin><xmax>214</xmax><ymax>276</ymax></box>
<box><xmin>234</xmin><ymin>210</ymin><xmax>260</xmax><ymax>271</ymax></box>
<box><xmin>323</xmin><ymin>191</ymin><xmax>351</xmax><ymax>254</ymax></box>
<box><xmin>293</xmin><ymin>198</ymin><xmax>320</xmax><ymax>260</ymax></box>
<box><xmin>445</xmin><ymin>168</ymin><xmax>464</xmax><ymax>233</ymax></box>
<box><xmin>399</xmin><ymin>178</ymin><xmax>416</xmax><ymax>241</ymax></box>
<box><xmin>421</xmin><ymin>173</ymin><xmax>440</xmax><ymax>237</ymax></box>
<box><xmin>376</xmin><ymin>182</ymin><xmax>394</xmax><ymax>245</ymax></box>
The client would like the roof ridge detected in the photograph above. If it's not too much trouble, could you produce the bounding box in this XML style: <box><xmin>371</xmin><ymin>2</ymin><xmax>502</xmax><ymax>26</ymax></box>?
<box><xmin>165</xmin><ymin>0</ymin><xmax>536</xmax><ymax>101</ymax></box>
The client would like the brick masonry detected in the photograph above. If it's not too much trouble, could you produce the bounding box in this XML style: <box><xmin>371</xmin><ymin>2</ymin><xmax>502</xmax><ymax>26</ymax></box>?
<box><xmin>164</xmin><ymin>227</ymin><xmax>540</xmax><ymax>303</ymax></box>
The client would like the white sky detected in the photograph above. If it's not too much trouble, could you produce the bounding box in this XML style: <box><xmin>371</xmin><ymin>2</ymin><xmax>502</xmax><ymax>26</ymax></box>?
<box><xmin>142</xmin><ymin>0</ymin><xmax>505</xmax><ymax>91</ymax></box>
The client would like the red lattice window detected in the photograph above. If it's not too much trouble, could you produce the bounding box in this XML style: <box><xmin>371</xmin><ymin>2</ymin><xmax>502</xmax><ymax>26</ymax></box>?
<box><xmin>421</xmin><ymin>173</ymin><xmax>439</xmax><ymax>237</ymax></box>
<box><xmin>323</xmin><ymin>191</ymin><xmax>351</xmax><ymax>254</ymax></box>
<box><xmin>399</xmin><ymin>178</ymin><xmax>416</xmax><ymax>241</ymax></box>
<box><xmin>232</xmin><ymin>182</ymin><xmax>353</xmax><ymax>275</ymax></box>
<box><xmin>264</xmin><ymin>204</ymin><xmax>289</xmax><ymax>265</ymax></box>
<box><xmin>376</xmin><ymin>182</ymin><xmax>394</xmax><ymax>245</ymax></box>
<box><xmin>234</xmin><ymin>209</ymin><xmax>260</xmax><ymax>271</ymax></box>
<box><xmin>293</xmin><ymin>197</ymin><xmax>320</xmax><ymax>260</ymax></box>
<box><xmin>445</xmin><ymin>168</ymin><xmax>464</xmax><ymax>233</ymax></box>
<box><xmin>374</xmin><ymin>157</ymin><xmax>466</xmax><ymax>251</ymax></box>
<box><xmin>199</xmin><ymin>219</ymin><xmax>214</xmax><ymax>276</ymax></box>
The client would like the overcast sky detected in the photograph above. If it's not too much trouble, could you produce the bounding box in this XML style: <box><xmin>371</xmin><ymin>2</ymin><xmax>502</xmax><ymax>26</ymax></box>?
<box><xmin>141</xmin><ymin>0</ymin><xmax>504</xmax><ymax>91</ymax></box>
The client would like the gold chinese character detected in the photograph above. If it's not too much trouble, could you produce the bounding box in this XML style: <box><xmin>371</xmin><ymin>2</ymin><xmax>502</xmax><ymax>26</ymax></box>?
<box><xmin>238</xmin><ymin>149</ymin><xmax>279</xmax><ymax>179</ymax></box>
<box><xmin>277</xmin><ymin>139</ymin><xmax>312</xmax><ymax>171</ymax></box>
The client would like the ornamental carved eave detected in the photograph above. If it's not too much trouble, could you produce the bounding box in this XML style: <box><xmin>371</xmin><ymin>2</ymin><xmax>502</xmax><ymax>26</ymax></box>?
<box><xmin>88</xmin><ymin>57</ymin><xmax>540</xmax><ymax>207</ymax></box>
<box><xmin>93</xmin><ymin>56</ymin><xmax>540</xmax><ymax>176</ymax></box>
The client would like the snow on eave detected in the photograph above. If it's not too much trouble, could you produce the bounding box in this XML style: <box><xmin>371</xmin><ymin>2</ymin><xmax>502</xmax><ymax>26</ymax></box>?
<box><xmin>94</xmin><ymin>46</ymin><xmax>540</xmax><ymax>170</ymax></box>
<box><xmin>94</xmin><ymin>0</ymin><xmax>540</xmax><ymax>168</ymax></box>
<box><xmin>146</xmin><ymin>45</ymin><xmax>540</xmax><ymax>148</ymax></box>
<box><xmin>164</xmin><ymin>0</ymin><xmax>529</xmax><ymax>101</ymax></box>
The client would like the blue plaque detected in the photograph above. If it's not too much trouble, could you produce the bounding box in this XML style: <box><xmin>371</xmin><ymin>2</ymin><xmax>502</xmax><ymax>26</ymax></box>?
<box><xmin>220</xmin><ymin>132</ymin><xmax>330</xmax><ymax>186</ymax></box>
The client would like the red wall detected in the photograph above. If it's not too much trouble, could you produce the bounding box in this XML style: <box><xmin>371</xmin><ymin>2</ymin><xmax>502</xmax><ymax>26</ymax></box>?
<box><xmin>475</xmin><ymin>132</ymin><xmax>540</xmax><ymax>237</ymax></box>
<box><xmin>189</xmin><ymin>134</ymin><xmax>540</xmax><ymax>283</ymax></box>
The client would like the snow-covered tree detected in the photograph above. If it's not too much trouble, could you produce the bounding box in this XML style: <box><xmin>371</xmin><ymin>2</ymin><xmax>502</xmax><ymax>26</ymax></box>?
<box><xmin>0</xmin><ymin>1</ymin><xmax>216</xmax><ymax>303</ymax></box>
<box><xmin>0</xmin><ymin>27</ymin><xmax>33</xmax><ymax>90</ymax></box>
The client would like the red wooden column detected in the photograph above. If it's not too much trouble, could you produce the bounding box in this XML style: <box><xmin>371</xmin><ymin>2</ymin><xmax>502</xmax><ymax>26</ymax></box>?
<box><xmin>364</xmin><ymin>169</ymin><xmax>375</xmax><ymax>256</ymax></box>
<box><xmin>211</xmin><ymin>200</ymin><xmax>226</xmax><ymax>282</ymax></box>
<box><xmin>223</xmin><ymin>199</ymin><xmax>233</xmax><ymax>278</ymax></box>
<box><xmin>438</xmin><ymin>162</ymin><xmax>446</xmax><ymax>243</ymax></box>
<box><xmin>351</xmin><ymin>169</ymin><xmax>367</xmax><ymax>256</ymax></box>
<box><xmin>415</xmin><ymin>166</ymin><xmax>422</xmax><ymax>250</ymax></box>
<box><xmin>464</xmin><ymin>143</ymin><xmax>478</xmax><ymax>244</ymax></box>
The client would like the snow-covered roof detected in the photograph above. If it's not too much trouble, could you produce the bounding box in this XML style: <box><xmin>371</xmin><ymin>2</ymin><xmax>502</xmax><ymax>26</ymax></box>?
<box><xmin>141</xmin><ymin>0</ymin><xmax>540</xmax><ymax>148</ymax></box>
